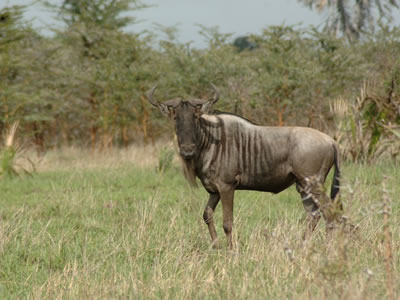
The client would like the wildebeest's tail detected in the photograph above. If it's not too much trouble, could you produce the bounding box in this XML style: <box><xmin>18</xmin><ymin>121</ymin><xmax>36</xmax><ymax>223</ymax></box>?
<box><xmin>330</xmin><ymin>144</ymin><xmax>340</xmax><ymax>201</ymax></box>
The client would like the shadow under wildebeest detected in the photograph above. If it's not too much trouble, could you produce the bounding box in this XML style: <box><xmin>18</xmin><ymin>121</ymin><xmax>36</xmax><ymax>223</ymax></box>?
<box><xmin>147</xmin><ymin>84</ymin><xmax>344</xmax><ymax>249</ymax></box>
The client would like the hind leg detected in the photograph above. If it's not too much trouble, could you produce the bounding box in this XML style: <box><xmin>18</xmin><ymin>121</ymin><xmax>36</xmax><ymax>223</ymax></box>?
<box><xmin>302</xmin><ymin>192</ymin><xmax>322</xmax><ymax>239</ymax></box>
<box><xmin>296</xmin><ymin>182</ymin><xmax>321</xmax><ymax>239</ymax></box>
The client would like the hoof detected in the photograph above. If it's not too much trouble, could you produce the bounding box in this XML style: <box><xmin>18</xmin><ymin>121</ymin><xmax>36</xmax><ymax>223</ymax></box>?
<box><xmin>211</xmin><ymin>240</ymin><xmax>221</xmax><ymax>249</ymax></box>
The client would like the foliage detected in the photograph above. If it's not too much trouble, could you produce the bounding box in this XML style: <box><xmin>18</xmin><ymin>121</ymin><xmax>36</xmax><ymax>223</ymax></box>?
<box><xmin>232</xmin><ymin>36</ymin><xmax>257</xmax><ymax>52</ymax></box>
<box><xmin>0</xmin><ymin>144</ymin><xmax>17</xmax><ymax>177</ymax></box>
<box><xmin>0</xmin><ymin>5</ymin><xmax>29</xmax><ymax>125</ymax></box>
<box><xmin>0</xmin><ymin>122</ymin><xmax>33</xmax><ymax>178</ymax></box>
<box><xmin>36</xmin><ymin>0</ymin><xmax>158</xmax><ymax>148</ymax></box>
<box><xmin>332</xmin><ymin>78</ymin><xmax>400</xmax><ymax>163</ymax></box>
<box><xmin>331</xmin><ymin>27</ymin><xmax>400</xmax><ymax>162</ymax></box>
<box><xmin>0</xmin><ymin>2</ymin><xmax>399</xmax><ymax>161</ymax></box>
<box><xmin>0</xmin><ymin>4</ymin><xmax>26</xmax><ymax>48</ymax></box>
<box><xmin>42</xmin><ymin>0</ymin><xmax>146</xmax><ymax>29</ymax></box>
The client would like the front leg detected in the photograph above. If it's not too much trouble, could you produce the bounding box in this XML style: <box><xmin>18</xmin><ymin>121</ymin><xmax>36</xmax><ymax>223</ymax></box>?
<box><xmin>203</xmin><ymin>193</ymin><xmax>220</xmax><ymax>248</ymax></box>
<box><xmin>220</xmin><ymin>189</ymin><xmax>235</xmax><ymax>249</ymax></box>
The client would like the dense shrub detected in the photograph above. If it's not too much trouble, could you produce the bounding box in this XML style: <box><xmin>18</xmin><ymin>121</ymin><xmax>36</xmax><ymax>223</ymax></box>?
<box><xmin>0</xmin><ymin>4</ymin><xmax>399</xmax><ymax>161</ymax></box>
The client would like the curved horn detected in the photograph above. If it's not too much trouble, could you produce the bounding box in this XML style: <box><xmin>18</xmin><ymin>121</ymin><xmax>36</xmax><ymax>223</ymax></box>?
<box><xmin>191</xmin><ymin>98</ymin><xmax>207</xmax><ymax>106</ymax></box>
<box><xmin>210</xmin><ymin>83</ymin><xmax>220</xmax><ymax>103</ymax></box>
<box><xmin>147</xmin><ymin>83</ymin><xmax>159</xmax><ymax>107</ymax></box>
<box><xmin>163</xmin><ymin>98</ymin><xmax>182</xmax><ymax>107</ymax></box>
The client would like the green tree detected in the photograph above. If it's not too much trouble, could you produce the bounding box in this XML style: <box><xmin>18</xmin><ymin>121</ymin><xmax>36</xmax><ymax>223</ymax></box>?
<box><xmin>0</xmin><ymin>4</ymin><xmax>51</xmax><ymax>150</ymax></box>
<box><xmin>42</xmin><ymin>0</ymin><xmax>157</xmax><ymax>148</ymax></box>
<box><xmin>0</xmin><ymin>5</ymin><xmax>26</xmax><ymax>134</ymax></box>
<box><xmin>43</xmin><ymin>0</ymin><xmax>146</xmax><ymax>29</ymax></box>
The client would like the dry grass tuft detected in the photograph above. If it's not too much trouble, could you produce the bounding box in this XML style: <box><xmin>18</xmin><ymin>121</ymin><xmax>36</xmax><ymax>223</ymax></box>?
<box><xmin>33</xmin><ymin>141</ymin><xmax>178</xmax><ymax>172</ymax></box>
<box><xmin>331</xmin><ymin>81</ymin><xmax>400</xmax><ymax>162</ymax></box>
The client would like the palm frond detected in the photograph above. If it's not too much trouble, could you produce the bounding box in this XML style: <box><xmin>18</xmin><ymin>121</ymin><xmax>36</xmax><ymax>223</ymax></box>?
<box><xmin>4</xmin><ymin>121</ymin><xmax>19</xmax><ymax>148</ymax></box>
<box><xmin>355</xmin><ymin>0</ymin><xmax>372</xmax><ymax>32</ymax></box>
<box><xmin>298</xmin><ymin>0</ymin><xmax>400</xmax><ymax>39</ymax></box>
<box><xmin>337</xmin><ymin>0</ymin><xmax>359</xmax><ymax>39</ymax></box>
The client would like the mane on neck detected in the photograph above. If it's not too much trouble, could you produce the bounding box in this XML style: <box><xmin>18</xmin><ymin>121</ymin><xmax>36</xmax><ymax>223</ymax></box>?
<box><xmin>180</xmin><ymin>157</ymin><xmax>198</xmax><ymax>187</ymax></box>
<box><xmin>211</xmin><ymin>110</ymin><xmax>258</xmax><ymax>125</ymax></box>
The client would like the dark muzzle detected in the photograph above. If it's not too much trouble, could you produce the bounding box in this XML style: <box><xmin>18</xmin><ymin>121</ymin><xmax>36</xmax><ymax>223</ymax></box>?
<box><xmin>179</xmin><ymin>144</ymin><xmax>196</xmax><ymax>159</ymax></box>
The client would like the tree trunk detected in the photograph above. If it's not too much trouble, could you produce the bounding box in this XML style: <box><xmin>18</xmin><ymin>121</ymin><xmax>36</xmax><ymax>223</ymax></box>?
<box><xmin>90</xmin><ymin>126</ymin><xmax>98</xmax><ymax>152</ymax></box>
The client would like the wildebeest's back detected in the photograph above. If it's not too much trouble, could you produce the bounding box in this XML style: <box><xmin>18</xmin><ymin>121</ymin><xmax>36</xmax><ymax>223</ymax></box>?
<box><xmin>200</xmin><ymin>114</ymin><xmax>336</xmax><ymax>193</ymax></box>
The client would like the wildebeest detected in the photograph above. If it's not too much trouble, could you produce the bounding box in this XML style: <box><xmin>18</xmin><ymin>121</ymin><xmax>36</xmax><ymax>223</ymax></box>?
<box><xmin>147</xmin><ymin>84</ymin><xmax>342</xmax><ymax>248</ymax></box>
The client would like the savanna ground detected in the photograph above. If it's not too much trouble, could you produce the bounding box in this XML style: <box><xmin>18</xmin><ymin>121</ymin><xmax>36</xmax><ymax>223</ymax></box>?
<box><xmin>0</xmin><ymin>145</ymin><xmax>399</xmax><ymax>299</ymax></box>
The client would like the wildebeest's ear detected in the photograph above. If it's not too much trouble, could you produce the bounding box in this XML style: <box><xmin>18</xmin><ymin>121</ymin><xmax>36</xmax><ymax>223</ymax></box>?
<box><xmin>194</xmin><ymin>105</ymin><xmax>203</xmax><ymax>118</ymax></box>
<box><xmin>159</xmin><ymin>103</ymin><xmax>176</xmax><ymax>119</ymax></box>
<box><xmin>200</xmin><ymin>100</ymin><xmax>214</xmax><ymax>113</ymax></box>
<box><xmin>201</xmin><ymin>84</ymin><xmax>220</xmax><ymax>113</ymax></box>
<box><xmin>147</xmin><ymin>83</ymin><xmax>176</xmax><ymax>119</ymax></box>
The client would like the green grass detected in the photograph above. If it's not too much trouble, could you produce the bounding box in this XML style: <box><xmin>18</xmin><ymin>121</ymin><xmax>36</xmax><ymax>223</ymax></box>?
<box><xmin>0</xmin><ymin>150</ymin><xmax>399</xmax><ymax>299</ymax></box>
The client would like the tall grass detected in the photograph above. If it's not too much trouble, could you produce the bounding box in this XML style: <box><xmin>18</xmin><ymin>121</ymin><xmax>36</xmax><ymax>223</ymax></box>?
<box><xmin>156</xmin><ymin>145</ymin><xmax>175</xmax><ymax>174</ymax></box>
<box><xmin>0</xmin><ymin>149</ymin><xmax>398</xmax><ymax>298</ymax></box>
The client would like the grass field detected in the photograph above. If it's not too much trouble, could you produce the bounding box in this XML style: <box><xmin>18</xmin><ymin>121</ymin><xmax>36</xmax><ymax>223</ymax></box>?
<box><xmin>0</xmin><ymin>147</ymin><xmax>399</xmax><ymax>299</ymax></box>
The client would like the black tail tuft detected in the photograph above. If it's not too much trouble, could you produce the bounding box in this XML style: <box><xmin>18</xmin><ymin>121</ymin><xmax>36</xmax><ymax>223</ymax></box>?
<box><xmin>330</xmin><ymin>145</ymin><xmax>340</xmax><ymax>200</ymax></box>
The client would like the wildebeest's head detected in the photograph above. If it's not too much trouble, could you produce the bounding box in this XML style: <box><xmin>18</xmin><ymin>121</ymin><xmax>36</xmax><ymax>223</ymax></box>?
<box><xmin>147</xmin><ymin>84</ymin><xmax>219</xmax><ymax>160</ymax></box>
